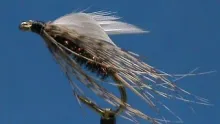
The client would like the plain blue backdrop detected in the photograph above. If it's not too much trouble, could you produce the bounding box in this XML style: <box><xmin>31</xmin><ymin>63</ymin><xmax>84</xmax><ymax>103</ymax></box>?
<box><xmin>0</xmin><ymin>0</ymin><xmax>219</xmax><ymax>124</ymax></box>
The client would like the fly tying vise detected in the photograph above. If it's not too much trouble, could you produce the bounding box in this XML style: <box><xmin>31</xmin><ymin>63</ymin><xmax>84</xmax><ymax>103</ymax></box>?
<box><xmin>19</xmin><ymin>11</ymin><xmax>212</xmax><ymax>124</ymax></box>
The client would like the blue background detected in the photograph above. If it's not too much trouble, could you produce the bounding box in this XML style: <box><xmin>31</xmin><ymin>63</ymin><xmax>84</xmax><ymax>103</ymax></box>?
<box><xmin>0</xmin><ymin>0</ymin><xmax>219</xmax><ymax>124</ymax></box>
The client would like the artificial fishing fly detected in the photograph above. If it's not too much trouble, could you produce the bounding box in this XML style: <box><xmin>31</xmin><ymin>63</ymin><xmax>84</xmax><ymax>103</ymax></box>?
<box><xmin>19</xmin><ymin>11</ymin><xmax>212</xmax><ymax>124</ymax></box>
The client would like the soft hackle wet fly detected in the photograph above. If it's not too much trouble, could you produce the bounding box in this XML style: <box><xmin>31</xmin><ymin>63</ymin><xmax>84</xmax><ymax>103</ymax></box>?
<box><xmin>19</xmin><ymin>11</ymin><xmax>213</xmax><ymax>124</ymax></box>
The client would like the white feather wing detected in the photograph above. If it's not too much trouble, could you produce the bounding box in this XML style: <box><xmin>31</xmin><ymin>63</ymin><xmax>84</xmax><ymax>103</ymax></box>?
<box><xmin>52</xmin><ymin>11</ymin><xmax>148</xmax><ymax>45</ymax></box>
<box><xmin>52</xmin><ymin>12</ymin><xmax>116</xmax><ymax>45</ymax></box>
<box><xmin>89</xmin><ymin>11</ymin><xmax>148</xmax><ymax>35</ymax></box>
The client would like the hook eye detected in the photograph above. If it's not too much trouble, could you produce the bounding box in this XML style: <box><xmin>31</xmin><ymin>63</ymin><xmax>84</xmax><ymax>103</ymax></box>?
<box><xmin>19</xmin><ymin>21</ymin><xmax>33</xmax><ymax>31</ymax></box>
